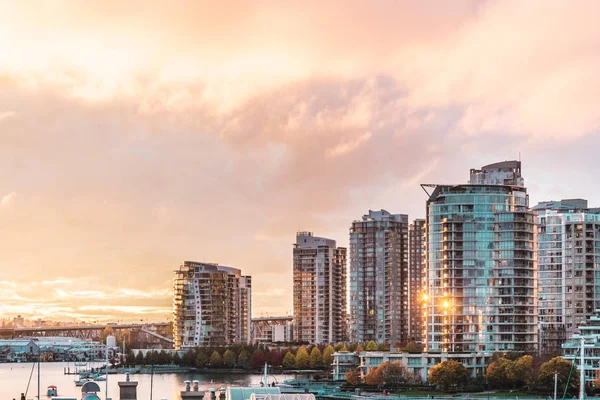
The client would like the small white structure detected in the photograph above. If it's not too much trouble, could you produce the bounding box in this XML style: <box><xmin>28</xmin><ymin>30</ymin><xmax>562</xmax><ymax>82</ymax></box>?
<box><xmin>227</xmin><ymin>387</ymin><xmax>281</xmax><ymax>400</ymax></box>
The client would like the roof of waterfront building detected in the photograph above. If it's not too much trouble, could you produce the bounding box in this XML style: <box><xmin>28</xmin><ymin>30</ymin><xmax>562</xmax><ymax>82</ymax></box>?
<box><xmin>227</xmin><ymin>387</ymin><xmax>281</xmax><ymax>400</ymax></box>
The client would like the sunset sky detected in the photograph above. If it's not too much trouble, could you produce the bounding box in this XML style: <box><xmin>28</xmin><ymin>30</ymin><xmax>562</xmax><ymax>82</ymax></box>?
<box><xmin>1</xmin><ymin>1</ymin><xmax>599</xmax><ymax>322</ymax></box>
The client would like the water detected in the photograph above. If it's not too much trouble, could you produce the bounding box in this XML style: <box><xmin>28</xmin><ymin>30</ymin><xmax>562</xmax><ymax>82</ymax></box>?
<box><xmin>0</xmin><ymin>362</ymin><xmax>291</xmax><ymax>399</ymax></box>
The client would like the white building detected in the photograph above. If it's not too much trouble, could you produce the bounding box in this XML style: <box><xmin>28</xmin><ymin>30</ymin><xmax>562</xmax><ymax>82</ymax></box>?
<box><xmin>562</xmin><ymin>311</ymin><xmax>600</xmax><ymax>384</ymax></box>
<box><xmin>332</xmin><ymin>351</ymin><xmax>492</xmax><ymax>382</ymax></box>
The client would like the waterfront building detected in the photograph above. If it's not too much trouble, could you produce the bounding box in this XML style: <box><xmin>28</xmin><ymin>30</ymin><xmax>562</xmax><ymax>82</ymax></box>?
<box><xmin>424</xmin><ymin>161</ymin><xmax>537</xmax><ymax>353</ymax></box>
<box><xmin>293</xmin><ymin>232</ymin><xmax>347</xmax><ymax>344</ymax></box>
<box><xmin>408</xmin><ymin>219</ymin><xmax>426</xmax><ymax>344</ymax></box>
<box><xmin>562</xmin><ymin>310</ymin><xmax>600</xmax><ymax>384</ymax></box>
<box><xmin>332</xmin><ymin>350</ymin><xmax>492</xmax><ymax>382</ymax></box>
<box><xmin>349</xmin><ymin>210</ymin><xmax>409</xmax><ymax>344</ymax></box>
<box><xmin>173</xmin><ymin>261</ymin><xmax>252</xmax><ymax>349</ymax></box>
<box><xmin>533</xmin><ymin>199</ymin><xmax>600</xmax><ymax>355</ymax></box>
<box><xmin>251</xmin><ymin>316</ymin><xmax>294</xmax><ymax>344</ymax></box>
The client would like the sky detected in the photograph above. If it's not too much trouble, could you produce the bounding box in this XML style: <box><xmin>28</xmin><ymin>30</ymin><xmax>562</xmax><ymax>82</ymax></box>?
<box><xmin>1</xmin><ymin>0</ymin><xmax>600</xmax><ymax>323</ymax></box>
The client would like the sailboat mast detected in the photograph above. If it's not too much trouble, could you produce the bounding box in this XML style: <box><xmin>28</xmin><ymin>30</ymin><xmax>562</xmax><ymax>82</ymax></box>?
<box><xmin>580</xmin><ymin>335</ymin><xmax>585</xmax><ymax>400</ymax></box>
<box><xmin>37</xmin><ymin>348</ymin><xmax>40</xmax><ymax>400</ymax></box>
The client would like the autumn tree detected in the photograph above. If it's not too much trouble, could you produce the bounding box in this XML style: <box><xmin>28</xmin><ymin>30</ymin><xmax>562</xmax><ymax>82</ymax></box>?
<box><xmin>365</xmin><ymin>366</ymin><xmax>384</xmax><ymax>386</ymax></box>
<box><xmin>282</xmin><ymin>351</ymin><xmax>296</xmax><ymax>369</ymax></box>
<box><xmin>250</xmin><ymin>349</ymin><xmax>267</xmax><ymax>369</ymax></box>
<box><xmin>223</xmin><ymin>349</ymin><xmax>236</xmax><ymax>367</ymax></box>
<box><xmin>295</xmin><ymin>347</ymin><xmax>310</xmax><ymax>369</ymax></box>
<box><xmin>377</xmin><ymin>343</ymin><xmax>390</xmax><ymax>351</ymax></box>
<box><xmin>322</xmin><ymin>345</ymin><xmax>335</xmax><ymax>366</ymax></box>
<box><xmin>309</xmin><ymin>346</ymin><xmax>322</xmax><ymax>368</ymax></box>
<box><xmin>377</xmin><ymin>361</ymin><xmax>414</xmax><ymax>387</ymax></box>
<box><xmin>269</xmin><ymin>349</ymin><xmax>283</xmax><ymax>367</ymax></box>
<box><xmin>401</xmin><ymin>341</ymin><xmax>419</xmax><ymax>353</ymax></box>
<box><xmin>346</xmin><ymin>368</ymin><xmax>362</xmax><ymax>386</ymax></box>
<box><xmin>354</xmin><ymin>344</ymin><xmax>364</xmax><ymax>353</ymax></box>
<box><xmin>365</xmin><ymin>341</ymin><xmax>378</xmax><ymax>351</ymax></box>
<box><xmin>335</xmin><ymin>342</ymin><xmax>345</xmax><ymax>352</ymax></box>
<box><xmin>428</xmin><ymin>360</ymin><xmax>469</xmax><ymax>392</ymax></box>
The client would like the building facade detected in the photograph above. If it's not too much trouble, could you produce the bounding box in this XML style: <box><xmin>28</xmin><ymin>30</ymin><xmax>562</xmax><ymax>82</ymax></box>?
<box><xmin>332</xmin><ymin>350</ymin><xmax>492</xmax><ymax>382</ymax></box>
<box><xmin>424</xmin><ymin>162</ymin><xmax>537</xmax><ymax>353</ymax></box>
<box><xmin>408</xmin><ymin>219</ymin><xmax>426</xmax><ymax>344</ymax></box>
<box><xmin>562</xmin><ymin>310</ymin><xmax>600</xmax><ymax>384</ymax></box>
<box><xmin>293</xmin><ymin>232</ymin><xmax>347</xmax><ymax>344</ymax></box>
<box><xmin>173</xmin><ymin>261</ymin><xmax>251</xmax><ymax>349</ymax></box>
<box><xmin>252</xmin><ymin>316</ymin><xmax>294</xmax><ymax>344</ymax></box>
<box><xmin>534</xmin><ymin>199</ymin><xmax>600</xmax><ymax>355</ymax></box>
<box><xmin>349</xmin><ymin>210</ymin><xmax>409</xmax><ymax>344</ymax></box>
<box><xmin>469</xmin><ymin>160</ymin><xmax>524</xmax><ymax>187</ymax></box>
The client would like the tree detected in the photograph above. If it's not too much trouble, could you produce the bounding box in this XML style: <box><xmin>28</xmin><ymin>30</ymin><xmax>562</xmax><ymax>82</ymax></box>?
<box><xmin>250</xmin><ymin>349</ymin><xmax>267</xmax><ymax>369</ymax></box>
<box><xmin>157</xmin><ymin>350</ymin><xmax>168</xmax><ymax>365</ymax></box>
<box><xmin>182</xmin><ymin>349</ymin><xmax>195</xmax><ymax>366</ymax></box>
<box><xmin>237</xmin><ymin>349</ymin><xmax>249</xmax><ymax>367</ymax></box>
<box><xmin>377</xmin><ymin>343</ymin><xmax>389</xmax><ymax>352</ymax></box>
<box><xmin>125</xmin><ymin>350</ymin><xmax>135</xmax><ymax>366</ymax></box>
<box><xmin>135</xmin><ymin>351</ymin><xmax>144</xmax><ymax>366</ymax></box>
<box><xmin>346</xmin><ymin>367</ymin><xmax>362</xmax><ymax>386</ymax></box>
<box><xmin>377</xmin><ymin>361</ymin><xmax>413</xmax><ymax>387</ymax></box>
<box><xmin>428</xmin><ymin>360</ymin><xmax>469</xmax><ymax>392</ymax></box>
<box><xmin>537</xmin><ymin>356</ymin><xmax>578</xmax><ymax>394</ymax></box>
<box><xmin>309</xmin><ymin>346</ymin><xmax>322</xmax><ymax>368</ymax></box>
<box><xmin>196</xmin><ymin>349</ymin><xmax>209</xmax><ymax>368</ymax></box>
<box><xmin>283</xmin><ymin>351</ymin><xmax>296</xmax><ymax>369</ymax></box>
<box><xmin>354</xmin><ymin>344</ymin><xmax>364</xmax><ymax>353</ymax></box>
<box><xmin>210</xmin><ymin>351</ymin><xmax>223</xmax><ymax>367</ymax></box>
<box><xmin>173</xmin><ymin>352</ymin><xmax>182</xmax><ymax>366</ymax></box>
<box><xmin>401</xmin><ymin>341</ymin><xmax>419</xmax><ymax>353</ymax></box>
<box><xmin>223</xmin><ymin>349</ymin><xmax>236</xmax><ymax>367</ymax></box>
<box><xmin>335</xmin><ymin>342</ymin><xmax>345</xmax><ymax>352</ymax></box>
<box><xmin>485</xmin><ymin>357</ymin><xmax>513</xmax><ymax>388</ymax></box>
<box><xmin>365</xmin><ymin>341</ymin><xmax>378</xmax><ymax>351</ymax></box>
<box><xmin>269</xmin><ymin>349</ymin><xmax>283</xmax><ymax>367</ymax></box>
<box><xmin>365</xmin><ymin>366</ymin><xmax>384</xmax><ymax>386</ymax></box>
<box><xmin>322</xmin><ymin>345</ymin><xmax>335</xmax><ymax>366</ymax></box>
<box><xmin>295</xmin><ymin>347</ymin><xmax>310</xmax><ymax>369</ymax></box>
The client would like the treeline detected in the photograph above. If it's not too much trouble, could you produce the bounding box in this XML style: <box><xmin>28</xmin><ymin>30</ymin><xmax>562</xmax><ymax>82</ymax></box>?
<box><xmin>345</xmin><ymin>354</ymin><xmax>581</xmax><ymax>395</ymax></box>
<box><xmin>123</xmin><ymin>342</ymin><xmax>348</xmax><ymax>370</ymax></box>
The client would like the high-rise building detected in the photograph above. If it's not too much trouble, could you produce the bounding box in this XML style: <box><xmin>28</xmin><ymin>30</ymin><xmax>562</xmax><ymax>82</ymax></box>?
<box><xmin>424</xmin><ymin>161</ymin><xmax>537</xmax><ymax>353</ymax></box>
<box><xmin>533</xmin><ymin>199</ymin><xmax>600</xmax><ymax>355</ymax></box>
<box><xmin>408</xmin><ymin>219</ymin><xmax>426</xmax><ymax>344</ymax></box>
<box><xmin>293</xmin><ymin>232</ymin><xmax>347</xmax><ymax>344</ymax></box>
<box><xmin>349</xmin><ymin>210</ymin><xmax>409</xmax><ymax>344</ymax></box>
<box><xmin>173</xmin><ymin>261</ymin><xmax>251</xmax><ymax>349</ymax></box>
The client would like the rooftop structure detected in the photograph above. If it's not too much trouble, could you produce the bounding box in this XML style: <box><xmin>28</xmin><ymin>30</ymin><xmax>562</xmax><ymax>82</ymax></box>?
<box><xmin>469</xmin><ymin>160</ymin><xmax>524</xmax><ymax>187</ymax></box>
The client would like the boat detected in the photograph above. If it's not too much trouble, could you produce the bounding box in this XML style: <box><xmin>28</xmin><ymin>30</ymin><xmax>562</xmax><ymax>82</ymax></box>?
<box><xmin>47</xmin><ymin>385</ymin><xmax>58</xmax><ymax>396</ymax></box>
<box><xmin>92</xmin><ymin>374</ymin><xmax>106</xmax><ymax>382</ymax></box>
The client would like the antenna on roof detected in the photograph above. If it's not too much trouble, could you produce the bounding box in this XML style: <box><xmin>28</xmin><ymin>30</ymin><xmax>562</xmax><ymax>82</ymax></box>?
<box><xmin>519</xmin><ymin>151</ymin><xmax>521</xmax><ymax>162</ymax></box>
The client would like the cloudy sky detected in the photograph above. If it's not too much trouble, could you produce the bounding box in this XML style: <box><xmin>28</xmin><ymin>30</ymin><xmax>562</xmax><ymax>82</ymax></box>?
<box><xmin>1</xmin><ymin>1</ymin><xmax>599</xmax><ymax>322</ymax></box>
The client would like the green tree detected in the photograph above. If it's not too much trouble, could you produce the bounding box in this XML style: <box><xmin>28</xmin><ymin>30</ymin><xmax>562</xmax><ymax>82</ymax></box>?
<box><xmin>223</xmin><ymin>349</ymin><xmax>236</xmax><ymax>367</ymax></box>
<box><xmin>347</xmin><ymin>343</ymin><xmax>358</xmax><ymax>352</ymax></box>
<box><xmin>283</xmin><ymin>351</ymin><xmax>296</xmax><ymax>369</ymax></box>
<box><xmin>210</xmin><ymin>351</ymin><xmax>223</xmax><ymax>367</ymax></box>
<box><xmin>322</xmin><ymin>345</ymin><xmax>335</xmax><ymax>366</ymax></box>
<box><xmin>295</xmin><ymin>346</ymin><xmax>310</xmax><ymax>369</ymax></box>
<box><xmin>401</xmin><ymin>341</ymin><xmax>419</xmax><ymax>353</ymax></box>
<box><xmin>125</xmin><ymin>350</ymin><xmax>135</xmax><ymax>366</ymax></box>
<box><xmin>173</xmin><ymin>352</ymin><xmax>182</xmax><ymax>366</ymax></box>
<box><xmin>340</xmin><ymin>345</ymin><xmax>349</xmax><ymax>352</ymax></box>
<box><xmin>428</xmin><ymin>360</ymin><xmax>469</xmax><ymax>392</ymax></box>
<box><xmin>334</xmin><ymin>342</ymin><xmax>345</xmax><ymax>352</ymax></box>
<box><xmin>237</xmin><ymin>349</ymin><xmax>249</xmax><ymax>367</ymax></box>
<box><xmin>377</xmin><ymin>343</ymin><xmax>389</xmax><ymax>351</ymax></box>
<box><xmin>346</xmin><ymin>367</ymin><xmax>362</xmax><ymax>386</ymax></box>
<box><xmin>135</xmin><ymin>350</ymin><xmax>144</xmax><ymax>366</ymax></box>
<box><xmin>309</xmin><ymin>346</ymin><xmax>322</xmax><ymax>368</ymax></box>
<box><xmin>365</xmin><ymin>341</ymin><xmax>378</xmax><ymax>351</ymax></box>
<box><xmin>182</xmin><ymin>349</ymin><xmax>195</xmax><ymax>366</ymax></box>
<box><xmin>537</xmin><ymin>356</ymin><xmax>578</xmax><ymax>394</ymax></box>
<box><xmin>196</xmin><ymin>349</ymin><xmax>209</xmax><ymax>368</ymax></box>
<box><xmin>144</xmin><ymin>351</ymin><xmax>154</xmax><ymax>365</ymax></box>
<box><xmin>157</xmin><ymin>350</ymin><xmax>168</xmax><ymax>365</ymax></box>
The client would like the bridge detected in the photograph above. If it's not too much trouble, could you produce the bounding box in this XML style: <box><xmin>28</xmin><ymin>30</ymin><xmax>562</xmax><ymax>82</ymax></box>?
<box><xmin>0</xmin><ymin>322</ymin><xmax>173</xmax><ymax>347</ymax></box>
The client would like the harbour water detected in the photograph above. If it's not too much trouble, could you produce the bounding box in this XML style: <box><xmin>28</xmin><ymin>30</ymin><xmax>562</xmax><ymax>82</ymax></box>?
<box><xmin>0</xmin><ymin>362</ymin><xmax>292</xmax><ymax>399</ymax></box>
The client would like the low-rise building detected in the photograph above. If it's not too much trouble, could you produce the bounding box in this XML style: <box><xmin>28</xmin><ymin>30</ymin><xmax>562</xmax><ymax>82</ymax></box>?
<box><xmin>332</xmin><ymin>351</ymin><xmax>493</xmax><ymax>382</ymax></box>
<box><xmin>562</xmin><ymin>310</ymin><xmax>600</xmax><ymax>384</ymax></box>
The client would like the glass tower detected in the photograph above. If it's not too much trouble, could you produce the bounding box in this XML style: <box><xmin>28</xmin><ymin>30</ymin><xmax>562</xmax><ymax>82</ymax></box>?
<box><xmin>425</xmin><ymin>166</ymin><xmax>537</xmax><ymax>352</ymax></box>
